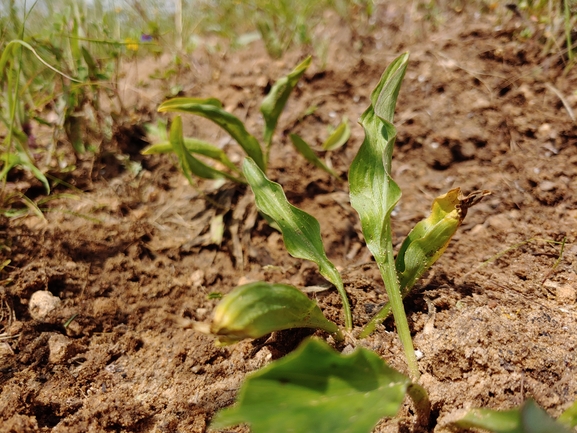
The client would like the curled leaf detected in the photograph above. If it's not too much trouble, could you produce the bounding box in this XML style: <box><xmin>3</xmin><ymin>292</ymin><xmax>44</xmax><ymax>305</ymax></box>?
<box><xmin>396</xmin><ymin>188</ymin><xmax>491</xmax><ymax>292</ymax></box>
<box><xmin>159</xmin><ymin>97</ymin><xmax>265</xmax><ymax>171</ymax></box>
<box><xmin>205</xmin><ymin>282</ymin><xmax>341</xmax><ymax>345</ymax></box>
<box><xmin>361</xmin><ymin>188</ymin><xmax>490</xmax><ymax>337</ymax></box>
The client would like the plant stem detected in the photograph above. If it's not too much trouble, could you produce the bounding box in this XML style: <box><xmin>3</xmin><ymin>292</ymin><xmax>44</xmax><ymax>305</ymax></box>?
<box><xmin>375</xmin><ymin>226</ymin><xmax>420</xmax><ymax>380</ymax></box>
<box><xmin>407</xmin><ymin>383</ymin><xmax>431</xmax><ymax>429</ymax></box>
<box><xmin>360</xmin><ymin>302</ymin><xmax>392</xmax><ymax>338</ymax></box>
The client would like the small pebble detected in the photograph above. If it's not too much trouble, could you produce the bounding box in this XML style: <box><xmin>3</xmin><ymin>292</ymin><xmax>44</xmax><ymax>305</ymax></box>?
<box><xmin>539</xmin><ymin>180</ymin><xmax>556</xmax><ymax>192</ymax></box>
<box><xmin>48</xmin><ymin>334</ymin><xmax>77</xmax><ymax>364</ymax></box>
<box><xmin>29</xmin><ymin>291</ymin><xmax>61</xmax><ymax>322</ymax></box>
<box><xmin>341</xmin><ymin>344</ymin><xmax>354</xmax><ymax>355</ymax></box>
<box><xmin>557</xmin><ymin>284</ymin><xmax>576</xmax><ymax>305</ymax></box>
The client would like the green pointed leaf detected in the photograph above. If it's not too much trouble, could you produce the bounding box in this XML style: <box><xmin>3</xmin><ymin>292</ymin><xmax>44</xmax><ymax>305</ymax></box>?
<box><xmin>243</xmin><ymin>157</ymin><xmax>352</xmax><ymax>329</ymax></box>
<box><xmin>349</xmin><ymin>53</ymin><xmax>409</xmax><ymax>256</ymax></box>
<box><xmin>452</xmin><ymin>399</ymin><xmax>572</xmax><ymax>433</ymax></box>
<box><xmin>211</xmin><ymin>338</ymin><xmax>411</xmax><ymax>433</ymax></box>
<box><xmin>289</xmin><ymin>133</ymin><xmax>341</xmax><ymax>179</ymax></box>
<box><xmin>260</xmin><ymin>56</ymin><xmax>311</xmax><ymax>149</ymax></box>
<box><xmin>169</xmin><ymin>116</ymin><xmax>244</xmax><ymax>184</ymax></box>
<box><xmin>322</xmin><ymin>117</ymin><xmax>350</xmax><ymax>151</ymax></box>
<box><xmin>348</xmin><ymin>53</ymin><xmax>418</xmax><ymax>377</ymax></box>
<box><xmin>159</xmin><ymin>97</ymin><xmax>265</xmax><ymax>171</ymax></box>
<box><xmin>206</xmin><ymin>282</ymin><xmax>341</xmax><ymax>345</ymax></box>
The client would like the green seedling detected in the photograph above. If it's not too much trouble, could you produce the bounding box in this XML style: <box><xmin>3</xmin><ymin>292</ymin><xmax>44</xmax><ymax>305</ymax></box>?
<box><xmin>197</xmin><ymin>52</ymin><xmax>493</xmax><ymax>433</ymax></box>
<box><xmin>143</xmin><ymin>118</ymin><xmax>241</xmax><ymax>175</ymax></box>
<box><xmin>322</xmin><ymin>117</ymin><xmax>351</xmax><ymax>151</ymax></box>
<box><xmin>288</xmin><ymin>117</ymin><xmax>350</xmax><ymax>179</ymax></box>
<box><xmin>451</xmin><ymin>398</ymin><xmax>576</xmax><ymax>433</ymax></box>
<box><xmin>145</xmin><ymin>56</ymin><xmax>344</xmax><ymax>184</ymax></box>
<box><xmin>196</xmin><ymin>282</ymin><xmax>342</xmax><ymax>346</ymax></box>
<box><xmin>166</xmin><ymin>116</ymin><xmax>244</xmax><ymax>184</ymax></box>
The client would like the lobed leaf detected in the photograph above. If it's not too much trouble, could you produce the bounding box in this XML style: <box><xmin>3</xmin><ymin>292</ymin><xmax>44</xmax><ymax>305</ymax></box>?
<box><xmin>260</xmin><ymin>56</ymin><xmax>311</xmax><ymax>150</ymax></box>
<box><xmin>159</xmin><ymin>97</ymin><xmax>265</xmax><ymax>171</ymax></box>
<box><xmin>211</xmin><ymin>338</ymin><xmax>410</xmax><ymax>433</ymax></box>
<box><xmin>289</xmin><ymin>133</ymin><xmax>341</xmax><ymax>179</ymax></box>
<box><xmin>243</xmin><ymin>157</ymin><xmax>352</xmax><ymax>329</ymax></box>
<box><xmin>451</xmin><ymin>399</ymin><xmax>573</xmax><ymax>433</ymax></box>
<box><xmin>207</xmin><ymin>282</ymin><xmax>341</xmax><ymax>345</ymax></box>
<box><xmin>169</xmin><ymin>116</ymin><xmax>244</xmax><ymax>184</ymax></box>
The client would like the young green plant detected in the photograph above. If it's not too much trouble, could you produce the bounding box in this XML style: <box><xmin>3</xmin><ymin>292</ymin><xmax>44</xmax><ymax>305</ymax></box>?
<box><xmin>192</xmin><ymin>52</ymin><xmax>491</xmax><ymax>433</ymax></box>
<box><xmin>145</xmin><ymin>56</ymin><xmax>348</xmax><ymax>184</ymax></box>
<box><xmin>144</xmin><ymin>56</ymin><xmax>311</xmax><ymax>181</ymax></box>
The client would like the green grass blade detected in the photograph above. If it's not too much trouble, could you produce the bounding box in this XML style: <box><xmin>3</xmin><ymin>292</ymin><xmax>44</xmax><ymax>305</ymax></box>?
<box><xmin>211</xmin><ymin>338</ymin><xmax>410</xmax><ymax>433</ymax></box>
<box><xmin>260</xmin><ymin>56</ymin><xmax>311</xmax><ymax>153</ymax></box>
<box><xmin>289</xmin><ymin>133</ymin><xmax>341</xmax><ymax>179</ymax></box>
<box><xmin>169</xmin><ymin>116</ymin><xmax>244</xmax><ymax>184</ymax></box>
<box><xmin>243</xmin><ymin>157</ymin><xmax>352</xmax><ymax>329</ymax></box>
<box><xmin>348</xmin><ymin>53</ymin><xmax>418</xmax><ymax>378</ymax></box>
<box><xmin>158</xmin><ymin>97</ymin><xmax>265</xmax><ymax>171</ymax></box>
<box><xmin>0</xmin><ymin>40</ymin><xmax>80</xmax><ymax>83</ymax></box>
<box><xmin>322</xmin><ymin>117</ymin><xmax>350</xmax><ymax>151</ymax></box>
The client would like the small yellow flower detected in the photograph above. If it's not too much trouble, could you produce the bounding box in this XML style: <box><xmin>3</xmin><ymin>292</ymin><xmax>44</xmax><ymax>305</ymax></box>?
<box><xmin>124</xmin><ymin>38</ymin><xmax>139</xmax><ymax>51</ymax></box>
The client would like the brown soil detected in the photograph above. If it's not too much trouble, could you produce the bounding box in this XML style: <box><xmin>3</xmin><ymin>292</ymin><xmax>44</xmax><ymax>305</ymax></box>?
<box><xmin>2</xmin><ymin>3</ymin><xmax>577</xmax><ymax>432</ymax></box>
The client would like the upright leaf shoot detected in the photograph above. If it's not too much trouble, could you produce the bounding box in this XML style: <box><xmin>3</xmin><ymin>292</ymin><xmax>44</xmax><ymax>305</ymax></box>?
<box><xmin>243</xmin><ymin>157</ymin><xmax>352</xmax><ymax>330</ymax></box>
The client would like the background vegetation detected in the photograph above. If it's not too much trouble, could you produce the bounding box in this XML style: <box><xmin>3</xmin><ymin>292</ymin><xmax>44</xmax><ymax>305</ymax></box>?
<box><xmin>0</xmin><ymin>0</ymin><xmax>574</xmax><ymax>216</ymax></box>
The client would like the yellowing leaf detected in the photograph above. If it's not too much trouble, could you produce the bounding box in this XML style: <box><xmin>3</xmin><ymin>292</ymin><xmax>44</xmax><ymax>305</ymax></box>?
<box><xmin>361</xmin><ymin>188</ymin><xmax>490</xmax><ymax>337</ymax></box>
